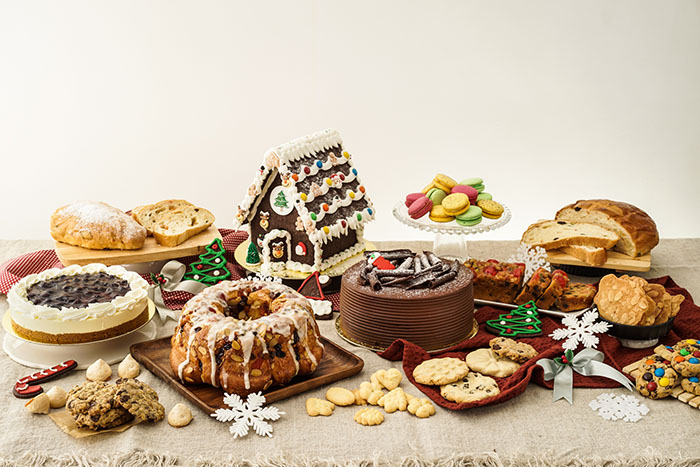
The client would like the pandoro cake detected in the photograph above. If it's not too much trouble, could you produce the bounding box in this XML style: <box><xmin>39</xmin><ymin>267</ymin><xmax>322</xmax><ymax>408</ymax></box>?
<box><xmin>339</xmin><ymin>250</ymin><xmax>475</xmax><ymax>351</ymax></box>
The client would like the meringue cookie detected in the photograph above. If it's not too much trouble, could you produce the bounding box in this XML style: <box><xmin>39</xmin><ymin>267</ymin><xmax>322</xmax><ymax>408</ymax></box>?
<box><xmin>118</xmin><ymin>354</ymin><xmax>140</xmax><ymax>379</ymax></box>
<box><xmin>46</xmin><ymin>386</ymin><xmax>68</xmax><ymax>408</ymax></box>
<box><xmin>25</xmin><ymin>393</ymin><xmax>50</xmax><ymax>414</ymax></box>
<box><xmin>86</xmin><ymin>359</ymin><xmax>112</xmax><ymax>381</ymax></box>
<box><xmin>167</xmin><ymin>403</ymin><xmax>193</xmax><ymax>427</ymax></box>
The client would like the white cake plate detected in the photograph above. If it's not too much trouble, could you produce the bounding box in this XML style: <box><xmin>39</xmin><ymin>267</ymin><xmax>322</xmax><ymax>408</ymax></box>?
<box><xmin>392</xmin><ymin>201</ymin><xmax>512</xmax><ymax>261</ymax></box>
<box><xmin>2</xmin><ymin>301</ymin><xmax>158</xmax><ymax>370</ymax></box>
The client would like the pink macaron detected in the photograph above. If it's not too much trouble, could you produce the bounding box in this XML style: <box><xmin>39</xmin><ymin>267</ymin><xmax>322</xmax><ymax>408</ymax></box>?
<box><xmin>408</xmin><ymin>195</ymin><xmax>433</xmax><ymax>219</ymax></box>
<box><xmin>451</xmin><ymin>185</ymin><xmax>478</xmax><ymax>204</ymax></box>
<box><xmin>405</xmin><ymin>192</ymin><xmax>425</xmax><ymax>207</ymax></box>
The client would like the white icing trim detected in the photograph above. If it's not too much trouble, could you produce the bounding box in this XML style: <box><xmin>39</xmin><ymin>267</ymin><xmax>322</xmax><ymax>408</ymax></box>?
<box><xmin>260</xmin><ymin>230</ymin><xmax>292</xmax><ymax>274</ymax></box>
<box><xmin>8</xmin><ymin>263</ymin><xmax>148</xmax><ymax>322</ymax></box>
<box><xmin>286</xmin><ymin>231</ymin><xmax>367</xmax><ymax>273</ymax></box>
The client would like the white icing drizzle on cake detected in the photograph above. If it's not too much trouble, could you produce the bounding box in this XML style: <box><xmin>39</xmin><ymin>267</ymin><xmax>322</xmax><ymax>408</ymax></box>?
<box><xmin>175</xmin><ymin>280</ymin><xmax>323</xmax><ymax>391</ymax></box>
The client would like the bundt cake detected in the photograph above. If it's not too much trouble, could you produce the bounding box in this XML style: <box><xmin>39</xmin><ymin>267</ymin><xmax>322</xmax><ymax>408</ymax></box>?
<box><xmin>170</xmin><ymin>280</ymin><xmax>324</xmax><ymax>395</ymax></box>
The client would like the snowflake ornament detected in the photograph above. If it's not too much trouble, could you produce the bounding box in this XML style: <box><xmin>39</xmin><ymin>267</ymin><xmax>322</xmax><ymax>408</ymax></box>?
<box><xmin>589</xmin><ymin>393</ymin><xmax>649</xmax><ymax>422</ymax></box>
<box><xmin>550</xmin><ymin>310</ymin><xmax>611</xmax><ymax>351</ymax></box>
<box><xmin>211</xmin><ymin>392</ymin><xmax>284</xmax><ymax>438</ymax></box>
<box><xmin>246</xmin><ymin>273</ymin><xmax>283</xmax><ymax>284</ymax></box>
<box><xmin>507</xmin><ymin>243</ymin><xmax>551</xmax><ymax>283</ymax></box>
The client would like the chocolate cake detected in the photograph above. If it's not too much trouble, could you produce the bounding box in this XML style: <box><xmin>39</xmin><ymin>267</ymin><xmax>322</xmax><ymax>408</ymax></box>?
<box><xmin>339</xmin><ymin>250</ymin><xmax>475</xmax><ymax>351</ymax></box>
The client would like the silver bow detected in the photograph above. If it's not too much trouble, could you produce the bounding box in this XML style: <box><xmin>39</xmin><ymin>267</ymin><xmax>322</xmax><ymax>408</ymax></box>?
<box><xmin>147</xmin><ymin>260</ymin><xmax>209</xmax><ymax>322</ymax></box>
<box><xmin>536</xmin><ymin>348</ymin><xmax>635</xmax><ymax>404</ymax></box>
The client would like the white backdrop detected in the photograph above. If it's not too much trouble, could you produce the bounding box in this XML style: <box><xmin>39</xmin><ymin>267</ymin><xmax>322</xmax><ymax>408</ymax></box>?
<box><xmin>1</xmin><ymin>1</ymin><xmax>699</xmax><ymax>242</ymax></box>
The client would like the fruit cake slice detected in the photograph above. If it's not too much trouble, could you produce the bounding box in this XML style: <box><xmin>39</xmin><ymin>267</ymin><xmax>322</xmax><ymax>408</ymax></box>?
<box><xmin>514</xmin><ymin>268</ymin><xmax>552</xmax><ymax>305</ymax></box>
<box><xmin>535</xmin><ymin>270</ymin><xmax>569</xmax><ymax>309</ymax></box>
<box><xmin>556</xmin><ymin>283</ymin><xmax>597</xmax><ymax>312</ymax></box>
<box><xmin>464</xmin><ymin>259</ymin><xmax>524</xmax><ymax>304</ymax></box>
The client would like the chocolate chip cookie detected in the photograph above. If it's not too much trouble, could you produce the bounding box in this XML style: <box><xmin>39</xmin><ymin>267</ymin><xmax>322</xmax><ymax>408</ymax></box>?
<box><xmin>66</xmin><ymin>381</ymin><xmax>134</xmax><ymax>430</ymax></box>
<box><xmin>114</xmin><ymin>378</ymin><xmax>164</xmax><ymax>423</ymax></box>
<box><xmin>440</xmin><ymin>371</ymin><xmax>500</xmax><ymax>403</ymax></box>
<box><xmin>489</xmin><ymin>337</ymin><xmax>538</xmax><ymax>364</ymax></box>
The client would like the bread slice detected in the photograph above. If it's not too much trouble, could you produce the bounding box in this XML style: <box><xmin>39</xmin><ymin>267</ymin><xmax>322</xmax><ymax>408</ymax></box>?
<box><xmin>560</xmin><ymin>245</ymin><xmax>607</xmax><ymax>267</ymax></box>
<box><xmin>132</xmin><ymin>200</ymin><xmax>215</xmax><ymax>247</ymax></box>
<box><xmin>521</xmin><ymin>220</ymin><xmax>619</xmax><ymax>250</ymax></box>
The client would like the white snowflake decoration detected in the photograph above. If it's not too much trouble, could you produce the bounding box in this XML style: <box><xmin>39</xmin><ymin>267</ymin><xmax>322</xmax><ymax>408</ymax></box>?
<box><xmin>246</xmin><ymin>273</ymin><xmax>283</xmax><ymax>284</ymax></box>
<box><xmin>507</xmin><ymin>243</ymin><xmax>551</xmax><ymax>283</ymax></box>
<box><xmin>550</xmin><ymin>310</ymin><xmax>611</xmax><ymax>351</ymax></box>
<box><xmin>589</xmin><ymin>393</ymin><xmax>649</xmax><ymax>422</ymax></box>
<box><xmin>211</xmin><ymin>392</ymin><xmax>284</xmax><ymax>438</ymax></box>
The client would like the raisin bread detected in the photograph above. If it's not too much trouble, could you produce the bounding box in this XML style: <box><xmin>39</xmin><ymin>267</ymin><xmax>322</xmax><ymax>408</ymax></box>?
<box><xmin>560</xmin><ymin>245</ymin><xmax>607</xmax><ymax>267</ymax></box>
<box><xmin>555</xmin><ymin>200</ymin><xmax>659</xmax><ymax>257</ymax></box>
<box><xmin>131</xmin><ymin>200</ymin><xmax>215</xmax><ymax>247</ymax></box>
<box><xmin>521</xmin><ymin>220</ymin><xmax>619</xmax><ymax>250</ymax></box>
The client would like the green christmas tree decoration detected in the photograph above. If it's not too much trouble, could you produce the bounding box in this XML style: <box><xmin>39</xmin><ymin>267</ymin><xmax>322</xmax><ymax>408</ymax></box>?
<box><xmin>246</xmin><ymin>241</ymin><xmax>260</xmax><ymax>265</ymax></box>
<box><xmin>273</xmin><ymin>190</ymin><xmax>288</xmax><ymax>208</ymax></box>
<box><xmin>485</xmin><ymin>301</ymin><xmax>543</xmax><ymax>338</ymax></box>
<box><xmin>184</xmin><ymin>238</ymin><xmax>231</xmax><ymax>285</ymax></box>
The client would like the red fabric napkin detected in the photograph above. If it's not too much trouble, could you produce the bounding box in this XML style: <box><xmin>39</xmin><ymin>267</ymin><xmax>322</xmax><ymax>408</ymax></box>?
<box><xmin>379</xmin><ymin>276</ymin><xmax>698</xmax><ymax>410</ymax></box>
<box><xmin>0</xmin><ymin>229</ymin><xmax>342</xmax><ymax>311</ymax></box>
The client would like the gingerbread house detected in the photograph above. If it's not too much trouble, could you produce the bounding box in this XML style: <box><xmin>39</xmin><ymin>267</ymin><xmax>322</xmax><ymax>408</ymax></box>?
<box><xmin>234</xmin><ymin>129</ymin><xmax>375</xmax><ymax>273</ymax></box>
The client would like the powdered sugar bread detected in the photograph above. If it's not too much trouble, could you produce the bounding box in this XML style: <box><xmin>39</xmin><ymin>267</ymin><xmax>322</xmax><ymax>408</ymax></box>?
<box><xmin>51</xmin><ymin>201</ymin><xmax>146</xmax><ymax>250</ymax></box>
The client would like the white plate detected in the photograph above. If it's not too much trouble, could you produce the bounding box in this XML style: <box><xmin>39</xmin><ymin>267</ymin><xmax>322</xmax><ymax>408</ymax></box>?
<box><xmin>474</xmin><ymin>298</ymin><xmax>590</xmax><ymax>319</ymax></box>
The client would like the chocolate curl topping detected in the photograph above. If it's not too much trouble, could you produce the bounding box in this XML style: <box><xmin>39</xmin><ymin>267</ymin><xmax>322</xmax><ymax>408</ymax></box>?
<box><xmin>419</xmin><ymin>254</ymin><xmax>431</xmax><ymax>269</ymax></box>
<box><xmin>426</xmin><ymin>251</ymin><xmax>442</xmax><ymax>266</ymax></box>
<box><xmin>397</xmin><ymin>257</ymin><xmax>413</xmax><ymax>271</ymax></box>
<box><xmin>364</xmin><ymin>249</ymin><xmax>413</xmax><ymax>260</ymax></box>
<box><xmin>375</xmin><ymin>268</ymin><xmax>413</xmax><ymax>277</ymax></box>
<box><xmin>413</xmin><ymin>257</ymin><xmax>422</xmax><ymax>273</ymax></box>
<box><xmin>406</xmin><ymin>274</ymin><xmax>436</xmax><ymax>289</ymax></box>
<box><xmin>382</xmin><ymin>275</ymin><xmax>413</xmax><ymax>287</ymax></box>
<box><xmin>449</xmin><ymin>259</ymin><xmax>460</xmax><ymax>274</ymax></box>
<box><xmin>429</xmin><ymin>271</ymin><xmax>457</xmax><ymax>288</ymax></box>
<box><xmin>367</xmin><ymin>271</ymin><xmax>382</xmax><ymax>291</ymax></box>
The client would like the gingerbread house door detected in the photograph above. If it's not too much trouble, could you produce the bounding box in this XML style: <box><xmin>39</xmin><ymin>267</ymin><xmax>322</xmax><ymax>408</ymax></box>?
<box><xmin>261</xmin><ymin>230</ymin><xmax>291</xmax><ymax>270</ymax></box>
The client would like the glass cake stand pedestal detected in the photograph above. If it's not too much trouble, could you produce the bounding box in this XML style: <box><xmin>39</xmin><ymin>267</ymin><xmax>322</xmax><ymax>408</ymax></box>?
<box><xmin>392</xmin><ymin>201</ymin><xmax>512</xmax><ymax>261</ymax></box>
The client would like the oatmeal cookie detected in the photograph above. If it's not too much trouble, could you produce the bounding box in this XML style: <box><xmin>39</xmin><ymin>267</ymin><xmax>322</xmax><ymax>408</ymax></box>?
<box><xmin>66</xmin><ymin>381</ymin><xmax>133</xmax><ymax>430</ymax></box>
<box><xmin>114</xmin><ymin>378</ymin><xmax>164</xmax><ymax>422</ymax></box>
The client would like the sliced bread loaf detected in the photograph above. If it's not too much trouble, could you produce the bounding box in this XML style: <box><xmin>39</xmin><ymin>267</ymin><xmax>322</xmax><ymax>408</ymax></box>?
<box><xmin>132</xmin><ymin>199</ymin><xmax>215</xmax><ymax>247</ymax></box>
<box><xmin>560</xmin><ymin>245</ymin><xmax>607</xmax><ymax>267</ymax></box>
<box><xmin>521</xmin><ymin>220</ymin><xmax>619</xmax><ymax>250</ymax></box>
<box><xmin>555</xmin><ymin>199</ymin><xmax>658</xmax><ymax>257</ymax></box>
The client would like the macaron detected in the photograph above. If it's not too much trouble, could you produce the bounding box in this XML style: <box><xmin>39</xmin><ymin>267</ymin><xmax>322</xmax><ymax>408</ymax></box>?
<box><xmin>421</xmin><ymin>182</ymin><xmax>435</xmax><ymax>194</ymax></box>
<box><xmin>405</xmin><ymin>192</ymin><xmax>424</xmax><ymax>207</ymax></box>
<box><xmin>460</xmin><ymin>177</ymin><xmax>485</xmax><ymax>193</ymax></box>
<box><xmin>426</xmin><ymin>187</ymin><xmax>447</xmax><ymax>205</ymax></box>
<box><xmin>477</xmin><ymin>192</ymin><xmax>492</xmax><ymax>201</ymax></box>
<box><xmin>429</xmin><ymin>205</ymin><xmax>455</xmax><ymax>223</ymax></box>
<box><xmin>451</xmin><ymin>185</ymin><xmax>478</xmax><ymax>204</ymax></box>
<box><xmin>477</xmin><ymin>199</ymin><xmax>504</xmax><ymax>219</ymax></box>
<box><xmin>441</xmin><ymin>193</ymin><xmax>470</xmax><ymax>216</ymax></box>
<box><xmin>456</xmin><ymin>206</ymin><xmax>483</xmax><ymax>226</ymax></box>
<box><xmin>408</xmin><ymin>195</ymin><xmax>433</xmax><ymax>219</ymax></box>
<box><xmin>433</xmin><ymin>174</ymin><xmax>457</xmax><ymax>193</ymax></box>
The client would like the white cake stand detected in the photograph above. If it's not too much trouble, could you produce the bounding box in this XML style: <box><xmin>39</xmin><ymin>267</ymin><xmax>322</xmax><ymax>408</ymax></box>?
<box><xmin>2</xmin><ymin>301</ymin><xmax>158</xmax><ymax>370</ymax></box>
<box><xmin>392</xmin><ymin>201</ymin><xmax>512</xmax><ymax>260</ymax></box>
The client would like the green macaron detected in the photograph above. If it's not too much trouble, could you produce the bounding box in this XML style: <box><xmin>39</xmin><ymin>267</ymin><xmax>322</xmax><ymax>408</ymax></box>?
<box><xmin>455</xmin><ymin>206</ymin><xmax>483</xmax><ymax>226</ymax></box>
<box><xmin>426</xmin><ymin>187</ymin><xmax>447</xmax><ymax>205</ymax></box>
<box><xmin>477</xmin><ymin>192</ymin><xmax>492</xmax><ymax>201</ymax></box>
<box><xmin>459</xmin><ymin>178</ymin><xmax>485</xmax><ymax>193</ymax></box>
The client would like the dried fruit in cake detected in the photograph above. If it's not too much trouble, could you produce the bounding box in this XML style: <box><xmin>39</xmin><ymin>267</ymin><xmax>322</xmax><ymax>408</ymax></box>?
<box><xmin>464</xmin><ymin>259</ymin><xmax>524</xmax><ymax>304</ymax></box>
<box><xmin>514</xmin><ymin>268</ymin><xmax>552</xmax><ymax>305</ymax></box>
<box><xmin>51</xmin><ymin>201</ymin><xmax>146</xmax><ymax>250</ymax></box>
<box><xmin>556</xmin><ymin>283</ymin><xmax>597</xmax><ymax>312</ymax></box>
<box><xmin>535</xmin><ymin>270</ymin><xmax>569</xmax><ymax>310</ymax></box>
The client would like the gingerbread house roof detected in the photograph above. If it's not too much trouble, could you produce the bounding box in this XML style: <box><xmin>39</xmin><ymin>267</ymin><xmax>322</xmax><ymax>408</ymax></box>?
<box><xmin>234</xmin><ymin>129</ymin><xmax>375</xmax><ymax>246</ymax></box>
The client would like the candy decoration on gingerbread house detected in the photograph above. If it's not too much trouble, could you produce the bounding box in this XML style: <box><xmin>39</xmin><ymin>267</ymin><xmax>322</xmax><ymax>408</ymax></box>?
<box><xmin>234</xmin><ymin>129</ymin><xmax>375</xmax><ymax>273</ymax></box>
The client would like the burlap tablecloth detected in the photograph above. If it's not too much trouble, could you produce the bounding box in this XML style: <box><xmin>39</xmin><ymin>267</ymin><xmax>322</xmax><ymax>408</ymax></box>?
<box><xmin>1</xmin><ymin>238</ymin><xmax>699</xmax><ymax>467</ymax></box>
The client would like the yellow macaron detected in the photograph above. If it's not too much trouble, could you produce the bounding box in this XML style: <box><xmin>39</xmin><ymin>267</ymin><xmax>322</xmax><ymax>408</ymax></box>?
<box><xmin>477</xmin><ymin>199</ymin><xmax>504</xmax><ymax>219</ymax></box>
<box><xmin>433</xmin><ymin>174</ymin><xmax>457</xmax><ymax>193</ymax></box>
<box><xmin>442</xmin><ymin>193</ymin><xmax>470</xmax><ymax>216</ymax></box>
<box><xmin>429</xmin><ymin>205</ymin><xmax>455</xmax><ymax>223</ymax></box>
<box><xmin>421</xmin><ymin>182</ymin><xmax>436</xmax><ymax>194</ymax></box>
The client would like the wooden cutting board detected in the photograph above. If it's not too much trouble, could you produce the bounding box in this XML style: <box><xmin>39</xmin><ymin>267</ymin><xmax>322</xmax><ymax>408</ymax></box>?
<box><xmin>547</xmin><ymin>249</ymin><xmax>651</xmax><ymax>272</ymax></box>
<box><xmin>131</xmin><ymin>335</ymin><xmax>364</xmax><ymax>414</ymax></box>
<box><xmin>55</xmin><ymin>226</ymin><xmax>222</xmax><ymax>266</ymax></box>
